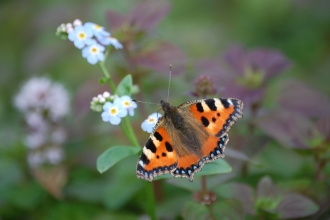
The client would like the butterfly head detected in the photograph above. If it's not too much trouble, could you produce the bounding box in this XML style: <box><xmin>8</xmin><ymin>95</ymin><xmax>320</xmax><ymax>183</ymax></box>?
<box><xmin>160</xmin><ymin>100</ymin><xmax>171</xmax><ymax>112</ymax></box>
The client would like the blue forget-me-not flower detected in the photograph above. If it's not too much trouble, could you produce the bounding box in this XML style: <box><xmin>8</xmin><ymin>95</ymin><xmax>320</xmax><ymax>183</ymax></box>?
<box><xmin>119</xmin><ymin>95</ymin><xmax>137</xmax><ymax>116</ymax></box>
<box><xmin>68</xmin><ymin>25</ymin><xmax>93</xmax><ymax>49</ymax></box>
<box><xmin>101</xmin><ymin>97</ymin><xmax>128</xmax><ymax>125</ymax></box>
<box><xmin>141</xmin><ymin>113</ymin><xmax>162</xmax><ymax>133</ymax></box>
<box><xmin>84</xmin><ymin>22</ymin><xmax>110</xmax><ymax>40</ymax></box>
<box><xmin>82</xmin><ymin>40</ymin><xmax>105</xmax><ymax>65</ymax></box>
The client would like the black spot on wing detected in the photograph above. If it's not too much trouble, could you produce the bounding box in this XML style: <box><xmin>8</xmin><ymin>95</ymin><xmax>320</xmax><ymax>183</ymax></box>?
<box><xmin>146</xmin><ymin>139</ymin><xmax>157</xmax><ymax>153</ymax></box>
<box><xmin>140</xmin><ymin>153</ymin><xmax>150</xmax><ymax>165</ymax></box>
<box><xmin>205</xmin><ymin>99</ymin><xmax>217</xmax><ymax>111</ymax></box>
<box><xmin>162</xmin><ymin>152</ymin><xmax>166</xmax><ymax>157</ymax></box>
<box><xmin>212</xmin><ymin>117</ymin><xmax>216</xmax><ymax>122</ymax></box>
<box><xmin>221</xmin><ymin>99</ymin><xmax>230</xmax><ymax>109</ymax></box>
<box><xmin>165</xmin><ymin>142</ymin><xmax>173</xmax><ymax>152</ymax></box>
<box><xmin>154</xmin><ymin>131</ymin><xmax>163</xmax><ymax>141</ymax></box>
<box><xmin>196</xmin><ymin>102</ymin><xmax>204</xmax><ymax>112</ymax></box>
<box><xmin>201</xmin><ymin>116</ymin><xmax>210</xmax><ymax>127</ymax></box>
<box><xmin>217</xmin><ymin>113</ymin><xmax>220</xmax><ymax>117</ymax></box>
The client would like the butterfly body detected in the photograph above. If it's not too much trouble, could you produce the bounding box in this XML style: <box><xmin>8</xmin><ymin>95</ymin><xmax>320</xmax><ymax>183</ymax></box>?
<box><xmin>137</xmin><ymin>98</ymin><xmax>243</xmax><ymax>182</ymax></box>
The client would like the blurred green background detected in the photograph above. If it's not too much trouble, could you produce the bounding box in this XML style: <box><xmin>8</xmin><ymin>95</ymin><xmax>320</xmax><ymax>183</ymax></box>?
<box><xmin>1</xmin><ymin>0</ymin><xmax>330</xmax><ymax>219</ymax></box>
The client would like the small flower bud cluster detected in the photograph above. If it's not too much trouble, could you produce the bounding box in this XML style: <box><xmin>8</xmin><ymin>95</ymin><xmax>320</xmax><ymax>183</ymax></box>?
<box><xmin>192</xmin><ymin>75</ymin><xmax>216</xmax><ymax>98</ymax></box>
<box><xmin>14</xmin><ymin>77</ymin><xmax>69</xmax><ymax>168</ymax></box>
<box><xmin>56</xmin><ymin>19</ymin><xmax>82</xmax><ymax>40</ymax></box>
<box><xmin>56</xmin><ymin>19</ymin><xmax>123</xmax><ymax>65</ymax></box>
<box><xmin>90</xmin><ymin>91</ymin><xmax>118</xmax><ymax>112</ymax></box>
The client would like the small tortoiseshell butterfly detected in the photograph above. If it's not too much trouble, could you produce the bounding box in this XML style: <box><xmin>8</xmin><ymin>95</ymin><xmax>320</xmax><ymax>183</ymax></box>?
<box><xmin>136</xmin><ymin>98</ymin><xmax>243</xmax><ymax>182</ymax></box>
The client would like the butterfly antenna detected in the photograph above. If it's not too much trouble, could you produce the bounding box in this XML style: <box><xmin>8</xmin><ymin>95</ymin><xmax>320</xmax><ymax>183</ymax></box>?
<box><xmin>132</xmin><ymin>99</ymin><xmax>160</xmax><ymax>105</ymax></box>
<box><xmin>167</xmin><ymin>65</ymin><xmax>172</xmax><ymax>102</ymax></box>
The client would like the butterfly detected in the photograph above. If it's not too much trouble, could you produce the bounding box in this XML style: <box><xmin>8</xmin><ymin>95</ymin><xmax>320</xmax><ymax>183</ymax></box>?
<box><xmin>136</xmin><ymin>98</ymin><xmax>243</xmax><ymax>182</ymax></box>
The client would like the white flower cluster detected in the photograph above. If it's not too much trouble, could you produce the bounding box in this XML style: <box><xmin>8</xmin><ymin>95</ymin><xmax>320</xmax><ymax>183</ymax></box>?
<box><xmin>14</xmin><ymin>77</ymin><xmax>69</xmax><ymax>168</ymax></box>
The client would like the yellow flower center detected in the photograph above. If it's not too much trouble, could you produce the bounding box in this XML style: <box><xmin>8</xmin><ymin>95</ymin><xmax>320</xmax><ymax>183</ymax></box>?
<box><xmin>109</xmin><ymin>107</ymin><xmax>118</xmax><ymax>115</ymax></box>
<box><xmin>123</xmin><ymin>101</ymin><xmax>130</xmax><ymax>107</ymax></box>
<box><xmin>94</xmin><ymin>24</ymin><xmax>102</xmax><ymax>30</ymax></box>
<box><xmin>78</xmin><ymin>32</ymin><xmax>86</xmax><ymax>40</ymax></box>
<box><xmin>90</xmin><ymin>46</ymin><xmax>99</xmax><ymax>54</ymax></box>
<box><xmin>148</xmin><ymin>118</ymin><xmax>155</xmax><ymax>123</ymax></box>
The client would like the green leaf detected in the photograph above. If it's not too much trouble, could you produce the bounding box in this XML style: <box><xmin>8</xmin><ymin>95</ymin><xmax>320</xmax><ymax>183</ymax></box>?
<box><xmin>97</xmin><ymin>146</ymin><xmax>141</xmax><ymax>173</ymax></box>
<box><xmin>153</xmin><ymin>159</ymin><xmax>232</xmax><ymax>183</ymax></box>
<box><xmin>182</xmin><ymin>201</ymin><xmax>209</xmax><ymax>220</ymax></box>
<box><xmin>115</xmin><ymin>74</ymin><xmax>133</xmax><ymax>96</ymax></box>
<box><xmin>212</xmin><ymin>199</ymin><xmax>245</xmax><ymax>220</ymax></box>
<box><xmin>99</xmin><ymin>77</ymin><xmax>108</xmax><ymax>85</ymax></box>
<box><xmin>195</xmin><ymin>159</ymin><xmax>232</xmax><ymax>176</ymax></box>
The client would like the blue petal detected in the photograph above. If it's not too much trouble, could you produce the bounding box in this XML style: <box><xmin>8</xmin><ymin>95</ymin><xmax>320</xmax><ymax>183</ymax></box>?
<box><xmin>109</xmin><ymin>116</ymin><xmax>121</xmax><ymax>125</ymax></box>
<box><xmin>74</xmin><ymin>40</ymin><xmax>85</xmax><ymax>49</ymax></box>
<box><xmin>101</xmin><ymin>112</ymin><xmax>110</xmax><ymax>121</ymax></box>
<box><xmin>117</xmin><ymin>108</ymin><xmax>128</xmax><ymax>117</ymax></box>
<box><xmin>97</xmin><ymin>52</ymin><xmax>105</xmax><ymax>62</ymax></box>
<box><xmin>103</xmin><ymin>102</ymin><xmax>112</xmax><ymax>111</ymax></box>
<box><xmin>87</xmin><ymin>55</ymin><xmax>98</xmax><ymax>65</ymax></box>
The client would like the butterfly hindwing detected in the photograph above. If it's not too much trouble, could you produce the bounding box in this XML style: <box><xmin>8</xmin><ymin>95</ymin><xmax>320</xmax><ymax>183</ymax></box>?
<box><xmin>136</xmin><ymin>118</ymin><xmax>178</xmax><ymax>182</ymax></box>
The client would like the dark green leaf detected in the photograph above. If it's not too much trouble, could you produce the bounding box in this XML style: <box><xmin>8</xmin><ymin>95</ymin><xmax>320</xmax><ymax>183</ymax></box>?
<box><xmin>97</xmin><ymin>146</ymin><xmax>140</xmax><ymax>173</ymax></box>
<box><xmin>182</xmin><ymin>201</ymin><xmax>209</xmax><ymax>220</ymax></box>
<box><xmin>195</xmin><ymin>159</ymin><xmax>232</xmax><ymax>176</ymax></box>
<box><xmin>115</xmin><ymin>74</ymin><xmax>133</xmax><ymax>96</ymax></box>
<box><xmin>212</xmin><ymin>199</ymin><xmax>245</xmax><ymax>220</ymax></box>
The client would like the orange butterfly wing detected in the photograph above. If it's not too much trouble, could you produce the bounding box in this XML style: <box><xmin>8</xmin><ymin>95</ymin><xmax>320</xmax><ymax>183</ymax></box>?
<box><xmin>136</xmin><ymin>118</ymin><xmax>178</xmax><ymax>182</ymax></box>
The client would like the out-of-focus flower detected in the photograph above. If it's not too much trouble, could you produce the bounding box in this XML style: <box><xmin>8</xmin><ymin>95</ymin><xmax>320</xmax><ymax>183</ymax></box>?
<box><xmin>84</xmin><ymin>22</ymin><xmax>110</xmax><ymax>40</ymax></box>
<box><xmin>82</xmin><ymin>40</ymin><xmax>105</xmax><ymax>65</ymax></box>
<box><xmin>101</xmin><ymin>98</ymin><xmax>128</xmax><ymax>125</ymax></box>
<box><xmin>197</xmin><ymin>45</ymin><xmax>292</xmax><ymax>108</ymax></box>
<box><xmin>25</xmin><ymin>132</ymin><xmax>46</xmax><ymax>149</ymax></box>
<box><xmin>119</xmin><ymin>95</ymin><xmax>137</xmax><ymax>116</ymax></box>
<box><xmin>14</xmin><ymin>77</ymin><xmax>69</xmax><ymax>120</ymax></box>
<box><xmin>191</xmin><ymin>75</ymin><xmax>216</xmax><ymax>98</ymax></box>
<box><xmin>68</xmin><ymin>25</ymin><xmax>93</xmax><ymax>49</ymax></box>
<box><xmin>98</xmin><ymin>36</ymin><xmax>123</xmax><ymax>49</ymax></box>
<box><xmin>44</xmin><ymin>147</ymin><xmax>65</xmax><ymax>165</ymax></box>
<box><xmin>141</xmin><ymin>113</ymin><xmax>162</xmax><ymax>133</ymax></box>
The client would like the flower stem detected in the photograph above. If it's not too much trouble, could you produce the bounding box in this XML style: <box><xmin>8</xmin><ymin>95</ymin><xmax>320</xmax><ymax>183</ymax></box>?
<box><xmin>98</xmin><ymin>61</ymin><xmax>156</xmax><ymax>220</ymax></box>
<box><xmin>146</xmin><ymin>182</ymin><xmax>157</xmax><ymax>220</ymax></box>
<box><xmin>98</xmin><ymin>62</ymin><xmax>116</xmax><ymax>93</ymax></box>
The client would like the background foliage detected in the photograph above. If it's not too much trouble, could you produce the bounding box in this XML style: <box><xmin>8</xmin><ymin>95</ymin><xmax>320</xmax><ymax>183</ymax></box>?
<box><xmin>1</xmin><ymin>0</ymin><xmax>330</xmax><ymax>219</ymax></box>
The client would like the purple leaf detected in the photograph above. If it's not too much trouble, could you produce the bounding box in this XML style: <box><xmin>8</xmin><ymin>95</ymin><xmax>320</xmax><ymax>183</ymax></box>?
<box><xmin>316</xmin><ymin>113</ymin><xmax>330</xmax><ymax>140</ymax></box>
<box><xmin>222</xmin><ymin>82</ymin><xmax>265</xmax><ymax>108</ymax></box>
<box><xmin>105</xmin><ymin>10</ymin><xmax>127</xmax><ymax>30</ymax></box>
<box><xmin>257</xmin><ymin>176</ymin><xmax>277</xmax><ymax>199</ymax></box>
<box><xmin>247</xmin><ymin>48</ymin><xmax>292</xmax><ymax>80</ymax></box>
<box><xmin>134</xmin><ymin>42</ymin><xmax>186</xmax><ymax>75</ymax></box>
<box><xmin>276</xmin><ymin>193</ymin><xmax>319</xmax><ymax>219</ymax></box>
<box><xmin>128</xmin><ymin>0</ymin><xmax>171</xmax><ymax>32</ymax></box>
<box><xmin>278</xmin><ymin>80</ymin><xmax>330</xmax><ymax>118</ymax></box>
<box><xmin>256</xmin><ymin>110</ymin><xmax>318</xmax><ymax>149</ymax></box>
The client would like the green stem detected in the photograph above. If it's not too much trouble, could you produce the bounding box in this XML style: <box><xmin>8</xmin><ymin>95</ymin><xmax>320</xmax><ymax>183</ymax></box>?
<box><xmin>123</xmin><ymin>117</ymin><xmax>140</xmax><ymax>148</ymax></box>
<box><xmin>98</xmin><ymin>62</ymin><xmax>116</xmax><ymax>92</ymax></box>
<box><xmin>146</xmin><ymin>182</ymin><xmax>157</xmax><ymax>220</ymax></box>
